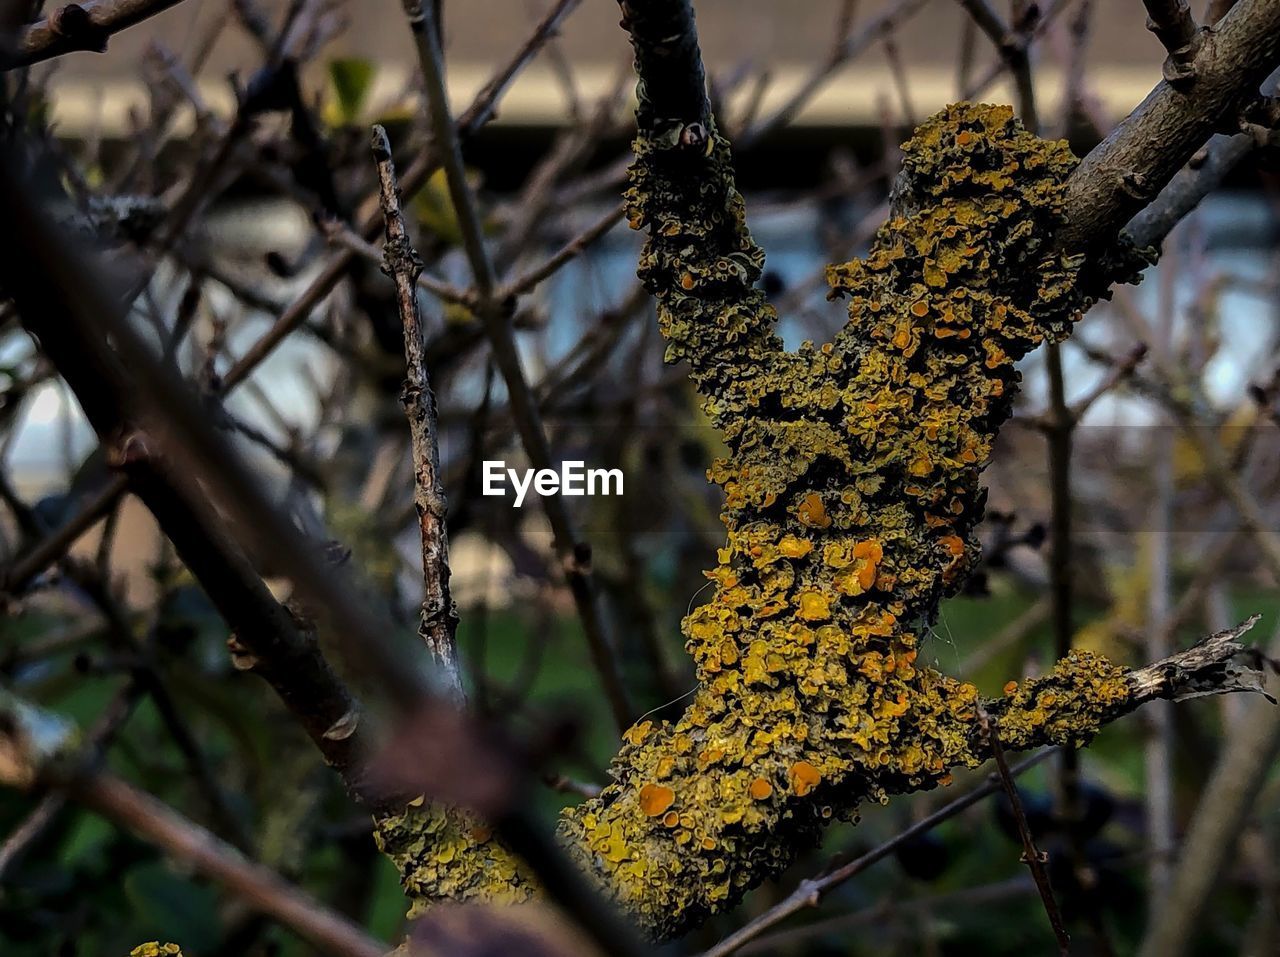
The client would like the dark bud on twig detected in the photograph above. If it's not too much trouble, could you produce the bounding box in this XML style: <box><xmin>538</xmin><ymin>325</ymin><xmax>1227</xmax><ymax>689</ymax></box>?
<box><xmin>49</xmin><ymin>4</ymin><xmax>107</xmax><ymax>53</ymax></box>
<box><xmin>105</xmin><ymin>430</ymin><xmax>154</xmax><ymax>470</ymax></box>
<box><xmin>679</xmin><ymin>122</ymin><xmax>708</xmax><ymax>151</ymax></box>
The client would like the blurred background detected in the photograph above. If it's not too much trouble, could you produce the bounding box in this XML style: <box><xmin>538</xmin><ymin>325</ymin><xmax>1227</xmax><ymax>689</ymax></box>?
<box><xmin>2</xmin><ymin>1</ymin><xmax>1279</xmax><ymax>955</ymax></box>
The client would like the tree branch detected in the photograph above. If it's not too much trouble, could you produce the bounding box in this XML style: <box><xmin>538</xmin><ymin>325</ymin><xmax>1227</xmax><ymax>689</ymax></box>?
<box><xmin>387</xmin><ymin>0</ymin><xmax>1276</xmax><ymax>939</ymax></box>
<box><xmin>83</xmin><ymin>772</ymin><xmax>386</xmax><ymax>957</ymax></box>
<box><xmin>0</xmin><ymin>694</ymin><xmax>386</xmax><ymax>957</ymax></box>
<box><xmin>398</xmin><ymin>0</ymin><xmax>635</xmax><ymax>732</ymax></box>
<box><xmin>371</xmin><ymin>124</ymin><xmax>463</xmax><ymax>702</ymax></box>
<box><xmin>1062</xmin><ymin>0</ymin><xmax>1280</xmax><ymax>259</ymax></box>
<box><xmin>1142</xmin><ymin>0</ymin><xmax>1203</xmax><ymax>80</ymax></box>
<box><xmin>700</xmin><ymin>750</ymin><xmax>1060</xmax><ymax>957</ymax></box>
<box><xmin>6</xmin><ymin>0</ymin><xmax>189</xmax><ymax>69</ymax></box>
<box><xmin>978</xmin><ymin>707</ymin><xmax>1071</xmax><ymax>956</ymax></box>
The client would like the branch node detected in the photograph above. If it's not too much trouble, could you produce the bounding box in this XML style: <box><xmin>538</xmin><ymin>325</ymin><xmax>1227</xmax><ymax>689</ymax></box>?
<box><xmin>48</xmin><ymin>4</ymin><xmax>107</xmax><ymax>52</ymax></box>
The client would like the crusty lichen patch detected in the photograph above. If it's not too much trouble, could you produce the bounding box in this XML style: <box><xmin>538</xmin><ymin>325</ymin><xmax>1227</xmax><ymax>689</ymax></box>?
<box><xmin>375</xmin><ymin>801</ymin><xmax>533</xmax><ymax>919</ymax></box>
<box><xmin>377</xmin><ymin>103</ymin><xmax>1134</xmax><ymax>940</ymax></box>
<box><xmin>553</xmin><ymin>103</ymin><xmax>1130</xmax><ymax>937</ymax></box>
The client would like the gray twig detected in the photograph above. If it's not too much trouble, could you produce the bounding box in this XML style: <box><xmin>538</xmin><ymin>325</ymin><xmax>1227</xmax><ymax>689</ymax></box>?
<box><xmin>371</xmin><ymin>125</ymin><xmax>463</xmax><ymax>702</ymax></box>
<box><xmin>978</xmin><ymin>707</ymin><xmax>1071</xmax><ymax>956</ymax></box>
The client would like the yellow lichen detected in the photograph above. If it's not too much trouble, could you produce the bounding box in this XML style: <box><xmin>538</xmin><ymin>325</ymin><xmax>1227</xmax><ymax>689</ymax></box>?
<box><xmin>380</xmin><ymin>103</ymin><xmax>1135</xmax><ymax>941</ymax></box>
<box><xmin>550</xmin><ymin>103</ymin><xmax>1127</xmax><ymax>939</ymax></box>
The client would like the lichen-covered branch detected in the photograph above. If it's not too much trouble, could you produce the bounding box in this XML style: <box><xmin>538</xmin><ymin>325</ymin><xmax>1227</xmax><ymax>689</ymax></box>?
<box><xmin>375</xmin><ymin>0</ymin><xmax>1274</xmax><ymax>940</ymax></box>
<box><xmin>549</xmin><ymin>98</ymin><xmax>1256</xmax><ymax>939</ymax></box>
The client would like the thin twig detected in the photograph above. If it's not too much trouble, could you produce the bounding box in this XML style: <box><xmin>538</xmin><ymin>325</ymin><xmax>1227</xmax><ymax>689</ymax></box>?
<box><xmin>739</xmin><ymin>0</ymin><xmax>929</xmax><ymax>147</ymax></box>
<box><xmin>401</xmin><ymin>0</ymin><xmax>634</xmax><ymax>732</ymax></box>
<box><xmin>402</xmin><ymin>1</ymin><xmax>497</xmax><ymax>297</ymax></box>
<box><xmin>740</xmin><ymin>878</ymin><xmax>1035</xmax><ymax>955</ymax></box>
<box><xmin>978</xmin><ymin>707</ymin><xmax>1071</xmax><ymax>956</ymax></box>
<box><xmin>8</xmin><ymin>0</ymin><xmax>190</xmax><ymax>68</ymax></box>
<box><xmin>323</xmin><ymin>219</ymin><xmax>470</xmax><ymax>305</ymax></box>
<box><xmin>79</xmin><ymin>771</ymin><xmax>386</xmax><ymax>957</ymax></box>
<box><xmin>222</xmin><ymin>0</ymin><xmax>584</xmax><ymax>393</ymax></box>
<box><xmin>0</xmin><ymin>476</ymin><xmax>129</xmax><ymax>594</ymax></box>
<box><xmin>700</xmin><ymin>750</ymin><xmax>1060</xmax><ymax>957</ymax></box>
<box><xmin>0</xmin><ymin>793</ymin><xmax>67</xmax><ymax>880</ymax></box>
<box><xmin>957</xmin><ymin>0</ymin><xmax>1039</xmax><ymax>132</ymax></box>
<box><xmin>1145</xmin><ymin>251</ymin><xmax>1179</xmax><ymax>899</ymax></box>
<box><xmin>497</xmin><ymin>203</ymin><xmax>626</xmax><ymax>300</ymax></box>
<box><xmin>1043</xmin><ymin>341</ymin><xmax>1083</xmax><ymax>892</ymax></box>
<box><xmin>0</xmin><ymin>678</ymin><xmax>143</xmax><ymax>880</ymax></box>
<box><xmin>371</xmin><ymin>124</ymin><xmax>463</xmax><ymax>702</ymax></box>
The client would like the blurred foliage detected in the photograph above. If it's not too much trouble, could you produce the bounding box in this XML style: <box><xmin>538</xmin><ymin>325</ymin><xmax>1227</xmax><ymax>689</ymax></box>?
<box><xmin>5</xmin><ymin>561</ymin><xmax>1277</xmax><ymax>955</ymax></box>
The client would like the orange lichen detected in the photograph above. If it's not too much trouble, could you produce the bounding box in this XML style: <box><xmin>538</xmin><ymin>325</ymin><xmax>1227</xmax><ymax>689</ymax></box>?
<box><xmin>796</xmin><ymin>493</ymin><xmax>832</xmax><ymax>528</ymax></box>
<box><xmin>552</xmin><ymin>103</ymin><xmax>1128</xmax><ymax>939</ymax></box>
<box><xmin>788</xmin><ymin>761</ymin><xmax>822</xmax><ymax>796</ymax></box>
<box><xmin>639</xmin><ymin>784</ymin><xmax>676</xmax><ymax>817</ymax></box>
<box><xmin>778</xmin><ymin>535</ymin><xmax>812</xmax><ymax>558</ymax></box>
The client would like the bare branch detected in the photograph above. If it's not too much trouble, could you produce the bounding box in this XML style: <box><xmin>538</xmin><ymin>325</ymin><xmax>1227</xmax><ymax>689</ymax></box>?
<box><xmin>1126</xmin><ymin>615</ymin><xmax>1269</xmax><ymax>704</ymax></box>
<box><xmin>700</xmin><ymin>750</ymin><xmax>1059</xmax><ymax>957</ymax></box>
<box><xmin>1</xmin><ymin>475</ymin><xmax>128</xmax><ymax>594</ymax></box>
<box><xmin>400</xmin><ymin>0</ymin><xmax>635</xmax><ymax>732</ymax></box>
<box><xmin>7</xmin><ymin>0</ymin><xmax>189</xmax><ymax>68</ymax></box>
<box><xmin>401</xmin><ymin>2</ymin><xmax>497</xmax><ymax>297</ymax></box>
<box><xmin>1064</xmin><ymin>0</ymin><xmax>1280</xmax><ymax>260</ymax></box>
<box><xmin>84</xmin><ymin>773</ymin><xmax>387</xmax><ymax>957</ymax></box>
<box><xmin>372</xmin><ymin>124</ymin><xmax>463</xmax><ymax>702</ymax></box>
<box><xmin>1142</xmin><ymin>0</ymin><xmax>1203</xmax><ymax>81</ymax></box>
<box><xmin>955</xmin><ymin>0</ymin><xmax>1039</xmax><ymax>130</ymax></box>
<box><xmin>978</xmin><ymin>708</ymin><xmax>1071</xmax><ymax>956</ymax></box>
<box><xmin>739</xmin><ymin>0</ymin><xmax>930</xmax><ymax>147</ymax></box>
<box><xmin>222</xmin><ymin>0</ymin><xmax>584</xmax><ymax>393</ymax></box>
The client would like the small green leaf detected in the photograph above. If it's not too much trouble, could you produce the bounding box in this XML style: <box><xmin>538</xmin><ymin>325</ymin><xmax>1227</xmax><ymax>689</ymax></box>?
<box><xmin>411</xmin><ymin>169</ymin><xmax>465</xmax><ymax>247</ymax></box>
<box><xmin>328</xmin><ymin>58</ymin><xmax>376</xmax><ymax>125</ymax></box>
